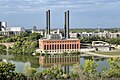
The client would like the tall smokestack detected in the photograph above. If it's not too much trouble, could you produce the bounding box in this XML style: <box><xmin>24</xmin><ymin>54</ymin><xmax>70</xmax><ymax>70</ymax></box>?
<box><xmin>48</xmin><ymin>10</ymin><xmax>50</xmax><ymax>34</ymax></box>
<box><xmin>46</xmin><ymin>11</ymin><xmax>48</xmax><ymax>34</ymax></box>
<box><xmin>0</xmin><ymin>22</ymin><xmax>1</xmax><ymax>31</ymax></box>
<box><xmin>64</xmin><ymin>12</ymin><xmax>67</xmax><ymax>38</ymax></box>
<box><xmin>67</xmin><ymin>10</ymin><xmax>70</xmax><ymax>38</ymax></box>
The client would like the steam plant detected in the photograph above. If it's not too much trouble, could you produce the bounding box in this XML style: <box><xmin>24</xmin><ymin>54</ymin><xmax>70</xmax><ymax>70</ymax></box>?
<box><xmin>39</xmin><ymin>10</ymin><xmax>80</xmax><ymax>54</ymax></box>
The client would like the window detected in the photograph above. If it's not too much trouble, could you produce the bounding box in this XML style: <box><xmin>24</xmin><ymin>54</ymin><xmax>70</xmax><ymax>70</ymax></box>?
<box><xmin>47</xmin><ymin>45</ymin><xmax>49</xmax><ymax>50</ymax></box>
<box><xmin>44</xmin><ymin>45</ymin><xmax>46</xmax><ymax>50</ymax></box>
<box><xmin>72</xmin><ymin>44</ymin><xmax>74</xmax><ymax>49</ymax></box>
<box><xmin>62</xmin><ymin>44</ymin><xmax>64</xmax><ymax>49</ymax></box>
<box><xmin>60</xmin><ymin>44</ymin><xmax>61</xmax><ymax>49</ymax></box>
<box><xmin>50</xmin><ymin>45</ymin><xmax>51</xmax><ymax>50</ymax></box>
<box><xmin>55</xmin><ymin>45</ymin><xmax>56</xmax><ymax>50</ymax></box>
<box><xmin>75</xmin><ymin>44</ymin><xmax>76</xmax><ymax>49</ymax></box>
<box><xmin>67</xmin><ymin>44</ymin><xmax>69</xmax><ymax>49</ymax></box>
<box><xmin>52</xmin><ymin>44</ymin><xmax>54</xmax><ymax>49</ymax></box>
<box><xmin>70</xmin><ymin>44</ymin><xmax>71</xmax><ymax>49</ymax></box>
<box><xmin>65</xmin><ymin>44</ymin><xmax>66</xmax><ymax>49</ymax></box>
<box><xmin>57</xmin><ymin>44</ymin><xmax>59</xmax><ymax>49</ymax></box>
<box><xmin>77</xmin><ymin>44</ymin><xmax>79</xmax><ymax>49</ymax></box>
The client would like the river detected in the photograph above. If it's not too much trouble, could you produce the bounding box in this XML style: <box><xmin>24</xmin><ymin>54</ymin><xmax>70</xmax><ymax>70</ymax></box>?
<box><xmin>0</xmin><ymin>54</ymin><xmax>109</xmax><ymax>73</ymax></box>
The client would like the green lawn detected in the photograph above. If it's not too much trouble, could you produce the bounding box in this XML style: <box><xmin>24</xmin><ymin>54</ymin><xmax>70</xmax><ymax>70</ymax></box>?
<box><xmin>95</xmin><ymin>51</ymin><xmax>120</xmax><ymax>55</ymax></box>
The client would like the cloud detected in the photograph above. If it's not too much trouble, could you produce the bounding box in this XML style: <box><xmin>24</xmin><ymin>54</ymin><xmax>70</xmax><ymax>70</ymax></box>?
<box><xmin>0</xmin><ymin>0</ymin><xmax>120</xmax><ymax>13</ymax></box>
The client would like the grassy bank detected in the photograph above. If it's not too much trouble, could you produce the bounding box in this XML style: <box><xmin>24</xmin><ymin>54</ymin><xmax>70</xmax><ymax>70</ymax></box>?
<box><xmin>95</xmin><ymin>50</ymin><xmax>120</xmax><ymax>55</ymax></box>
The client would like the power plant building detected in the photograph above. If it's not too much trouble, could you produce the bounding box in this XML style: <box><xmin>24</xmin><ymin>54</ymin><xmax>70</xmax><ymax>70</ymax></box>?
<box><xmin>39</xmin><ymin>39</ymin><xmax>80</xmax><ymax>54</ymax></box>
<box><xmin>39</xmin><ymin>10</ymin><xmax>80</xmax><ymax>54</ymax></box>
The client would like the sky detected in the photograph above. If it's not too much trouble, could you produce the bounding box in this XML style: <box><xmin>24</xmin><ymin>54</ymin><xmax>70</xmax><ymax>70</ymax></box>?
<box><xmin>0</xmin><ymin>0</ymin><xmax>120</xmax><ymax>29</ymax></box>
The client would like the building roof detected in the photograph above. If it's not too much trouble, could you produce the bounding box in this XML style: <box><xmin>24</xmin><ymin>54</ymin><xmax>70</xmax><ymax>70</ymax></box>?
<box><xmin>39</xmin><ymin>38</ymin><xmax>80</xmax><ymax>41</ymax></box>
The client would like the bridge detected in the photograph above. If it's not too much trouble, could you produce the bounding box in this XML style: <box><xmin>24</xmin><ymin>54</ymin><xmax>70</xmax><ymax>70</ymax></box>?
<box><xmin>0</xmin><ymin>42</ymin><xmax>14</xmax><ymax>48</ymax></box>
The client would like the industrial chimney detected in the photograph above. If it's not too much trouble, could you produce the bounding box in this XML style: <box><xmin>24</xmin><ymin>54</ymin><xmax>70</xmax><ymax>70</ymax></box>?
<box><xmin>64</xmin><ymin>12</ymin><xmax>67</xmax><ymax>39</ymax></box>
<box><xmin>48</xmin><ymin>10</ymin><xmax>50</xmax><ymax>34</ymax></box>
<box><xmin>46</xmin><ymin>11</ymin><xmax>48</xmax><ymax>34</ymax></box>
<box><xmin>67</xmin><ymin>10</ymin><xmax>70</xmax><ymax>39</ymax></box>
<box><xmin>64</xmin><ymin>10</ymin><xmax>70</xmax><ymax>39</ymax></box>
<box><xmin>46</xmin><ymin>10</ymin><xmax>51</xmax><ymax>35</ymax></box>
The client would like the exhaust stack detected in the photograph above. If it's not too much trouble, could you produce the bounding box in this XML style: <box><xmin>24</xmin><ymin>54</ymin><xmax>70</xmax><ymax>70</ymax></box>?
<box><xmin>64</xmin><ymin>10</ymin><xmax>70</xmax><ymax>39</ymax></box>
<box><xmin>67</xmin><ymin>10</ymin><xmax>70</xmax><ymax>39</ymax></box>
<box><xmin>48</xmin><ymin>10</ymin><xmax>50</xmax><ymax>34</ymax></box>
<box><xmin>46</xmin><ymin>11</ymin><xmax>48</xmax><ymax>34</ymax></box>
<box><xmin>64</xmin><ymin>12</ymin><xmax>67</xmax><ymax>38</ymax></box>
<box><xmin>46</xmin><ymin>10</ymin><xmax>51</xmax><ymax>35</ymax></box>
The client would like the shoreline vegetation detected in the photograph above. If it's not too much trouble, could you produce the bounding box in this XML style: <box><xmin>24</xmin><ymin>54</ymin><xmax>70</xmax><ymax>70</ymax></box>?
<box><xmin>0</xmin><ymin>57</ymin><xmax>120</xmax><ymax>80</ymax></box>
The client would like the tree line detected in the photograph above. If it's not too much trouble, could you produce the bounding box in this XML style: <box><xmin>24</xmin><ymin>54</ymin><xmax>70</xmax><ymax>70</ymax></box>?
<box><xmin>79</xmin><ymin>36</ymin><xmax>120</xmax><ymax>45</ymax></box>
<box><xmin>0</xmin><ymin>32</ymin><xmax>42</xmax><ymax>55</ymax></box>
<box><xmin>0</xmin><ymin>57</ymin><xmax>120</xmax><ymax>80</ymax></box>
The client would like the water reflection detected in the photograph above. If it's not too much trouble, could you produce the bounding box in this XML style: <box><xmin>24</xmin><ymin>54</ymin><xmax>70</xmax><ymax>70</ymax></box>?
<box><xmin>39</xmin><ymin>55</ymin><xmax>80</xmax><ymax>67</ymax></box>
<box><xmin>10</xmin><ymin>54</ymin><xmax>40</xmax><ymax>68</ymax></box>
<box><xmin>39</xmin><ymin>54</ymin><xmax>80</xmax><ymax>74</ymax></box>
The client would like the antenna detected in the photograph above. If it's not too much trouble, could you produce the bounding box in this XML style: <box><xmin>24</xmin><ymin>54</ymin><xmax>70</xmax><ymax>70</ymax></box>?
<box><xmin>98</xmin><ymin>24</ymin><xmax>100</xmax><ymax>33</ymax></box>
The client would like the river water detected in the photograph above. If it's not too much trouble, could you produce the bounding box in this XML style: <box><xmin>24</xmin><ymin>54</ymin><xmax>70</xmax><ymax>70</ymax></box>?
<box><xmin>0</xmin><ymin>54</ymin><xmax>109</xmax><ymax>73</ymax></box>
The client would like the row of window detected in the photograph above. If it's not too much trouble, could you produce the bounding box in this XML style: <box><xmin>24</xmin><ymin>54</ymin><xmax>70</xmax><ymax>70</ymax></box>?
<box><xmin>44</xmin><ymin>57</ymin><xmax>79</xmax><ymax>63</ymax></box>
<box><xmin>45</xmin><ymin>40</ymin><xmax>78</xmax><ymax>43</ymax></box>
<box><xmin>44</xmin><ymin>44</ymin><xmax>79</xmax><ymax>50</ymax></box>
<box><xmin>46</xmin><ymin>49</ymin><xmax>79</xmax><ymax>53</ymax></box>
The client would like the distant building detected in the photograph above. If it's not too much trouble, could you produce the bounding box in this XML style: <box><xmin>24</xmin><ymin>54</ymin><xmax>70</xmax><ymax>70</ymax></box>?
<box><xmin>31</xmin><ymin>30</ymin><xmax>44</xmax><ymax>35</ymax></box>
<box><xmin>94</xmin><ymin>46</ymin><xmax>110</xmax><ymax>52</ymax></box>
<box><xmin>0</xmin><ymin>31</ymin><xmax>13</xmax><ymax>36</ymax></box>
<box><xmin>109</xmin><ymin>32</ymin><xmax>120</xmax><ymax>38</ymax></box>
<box><xmin>69</xmin><ymin>32</ymin><xmax>78</xmax><ymax>38</ymax></box>
<box><xmin>78</xmin><ymin>32</ymin><xmax>95</xmax><ymax>38</ymax></box>
<box><xmin>10</xmin><ymin>27</ymin><xmax>25</xmax><ymax>35</ymax></box>
<box><xmin>33</xmin><ymin>26</ymin><xmax>37</xmax><ymax>31</ymax></box>
<box><xmin>77</xmin><ymin>31</ymin><xmax>120</xmax><ymax>39</ymax></box>
<box><xmin>96</xmin><ymin>31</ymin><xmax>110</xmax><ymax>38</ymax></box>
<box><xmin>0</xmin><ymin>21</ymin><xmax>26</xmax><ymax>36</ymax></box>
<box><xmin>92</xmin><ymin>41</ymin><xmax>111</xmax><ymax>51</ymax></box>
<box><xmin>92</xmin><ymin>41</ymin><xmax>110</xmax><ymax>46</ymax></box>
<box><xmin>0</xmin><ymin>21</ymin><xmax>7</xmax><ymax>31</ymax></box>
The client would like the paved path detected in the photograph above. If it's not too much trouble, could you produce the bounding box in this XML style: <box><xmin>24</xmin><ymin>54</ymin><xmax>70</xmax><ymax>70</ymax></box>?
<box><xmin>86</xmin><ymin>52</ymin><xmax>120</xmax><ymax>58</ymax></box>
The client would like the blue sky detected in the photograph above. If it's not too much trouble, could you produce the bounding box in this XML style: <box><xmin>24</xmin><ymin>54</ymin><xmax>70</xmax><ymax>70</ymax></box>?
<box><xmin>0</xmin><ymin>0</ymin><xmax>120</xmax><ymax>29</ymax></box>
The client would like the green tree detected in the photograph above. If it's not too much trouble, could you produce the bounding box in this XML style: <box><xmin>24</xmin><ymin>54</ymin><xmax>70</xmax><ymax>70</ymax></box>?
<box><xmin>102</xmin><ymin>58</ymin><xmax>120</xmax><ymax>78</ymax></box>
<box><xmin>0</xmin><ymin>62</ymin><xmax>26</xmax><ymax>80</ymax></box>
<box><xmin>24</xmin><ymin>63</ymin><xmax>37</xmax><ymax>77</ymax></box>
<box><xmin>84</xmin><ymin>60</ymin><xmax>98</xmax><ymax>74</ymax></box>
<box><xmin>84</xmin><ymin>60</ymin><xmax>99</xmax><ymax>80</ymax></box>
<box><xmin>70</xmin><ymin>63</ymin><xmax>85</xmax><ymax>80</ymax></box>
<box><xmin>0</xmin><ymin>44</ymin><xmax>7</xmax><ymax>54</ymax></box>
<box><xmin>29</xmin><ymin>33</ymin><xmax>42</xmax><ymax>41</ymax></box>
<box><xmin>39</xmin><ymin>65</ymin><xmax>67</xmax><ymax>79</ymax></box>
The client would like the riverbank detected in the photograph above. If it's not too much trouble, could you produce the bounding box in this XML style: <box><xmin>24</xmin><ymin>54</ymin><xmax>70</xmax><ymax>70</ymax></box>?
<box><xmin>86</xmin><ymin>51</ymin><xmax>120</xmax><ymax>58</ymax></box>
